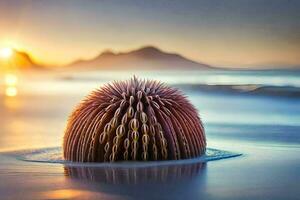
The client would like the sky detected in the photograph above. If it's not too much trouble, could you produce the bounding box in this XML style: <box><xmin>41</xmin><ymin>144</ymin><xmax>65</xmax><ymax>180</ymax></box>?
<box><xmin>0</xmin><ymin>0</ymin><xmax>299</xmax><ymax>68</ymax></box>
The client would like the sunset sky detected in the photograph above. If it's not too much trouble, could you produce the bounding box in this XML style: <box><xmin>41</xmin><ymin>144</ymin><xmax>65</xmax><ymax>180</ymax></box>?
<box><xmin>0</xmin><ymin>0</ymin><xmax>299</xmax><ymax>68</ymax></box>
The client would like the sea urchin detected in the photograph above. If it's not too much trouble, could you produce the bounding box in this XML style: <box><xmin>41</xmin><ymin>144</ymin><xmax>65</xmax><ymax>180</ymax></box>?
<box><xmin>63</xmin><ymin>77</ymin><xmax>206</xmax><ymax>162</ymax></box>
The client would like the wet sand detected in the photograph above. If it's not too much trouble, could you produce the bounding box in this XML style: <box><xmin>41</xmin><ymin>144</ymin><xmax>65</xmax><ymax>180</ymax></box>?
<box><xmin>0</xmin><ymin>140</ymin><xmax>299</xmax><ymax>200</ymax></box>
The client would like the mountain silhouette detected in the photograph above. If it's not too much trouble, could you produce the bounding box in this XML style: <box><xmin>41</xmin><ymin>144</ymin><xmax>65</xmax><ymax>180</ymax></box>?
<box><xmin>68</xmin><ymin>46</ymin><xmax>214</xmax><ymax>70</ymax></box>
<box><xmin>0</xmin><ymin>49</ymin><xmax>41</xmax><ymax>70</ymax></box>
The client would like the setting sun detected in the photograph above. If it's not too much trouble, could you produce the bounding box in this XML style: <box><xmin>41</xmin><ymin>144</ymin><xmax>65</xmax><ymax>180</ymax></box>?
<box><xmin>0</xmin><ymin>47</ymin><xmax>13</xmax><ymax>59</ymax></box>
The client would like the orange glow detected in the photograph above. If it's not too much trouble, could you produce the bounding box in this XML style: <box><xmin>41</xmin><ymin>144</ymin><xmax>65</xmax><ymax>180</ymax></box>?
<box><xmin>39</xmin><ymin>189</ymin><xmax>102</xmax><ymax>199</ymax></box>
<box><xmin>41</xmin><ymin>189</ymin><xmax>81</xmax><ymax>199</ymax></box>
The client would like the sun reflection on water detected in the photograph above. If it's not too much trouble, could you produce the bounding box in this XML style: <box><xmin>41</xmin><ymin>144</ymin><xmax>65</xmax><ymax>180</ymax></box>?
<box><xmin>40</xmin><ymin>189</ymin><xmax>84</xmax><ymax>199</ymax></box>
<box><xmin>5</xmin><ymin>86</ymin><xmax>18</xmax><ymax>97</ymax></box>
<box><xmin>3</xmin><ymin>73</ymin><xmax>18</xmax><ymax>97</ymax></box>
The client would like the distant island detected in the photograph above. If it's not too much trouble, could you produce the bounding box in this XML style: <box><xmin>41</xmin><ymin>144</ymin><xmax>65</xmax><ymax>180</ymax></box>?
<box><xmin>1</xmin><ymin>46</ymin><xmax>299</xmax><ymax>71</ymax></box>
<box><xmin>67</xmin><ymin>46</ymin><xmax>214</xmax><ymax>71</ymax></box>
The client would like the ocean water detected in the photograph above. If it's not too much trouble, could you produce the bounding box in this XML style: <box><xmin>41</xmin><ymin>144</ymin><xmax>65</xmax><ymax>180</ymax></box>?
<box><xmin>0</xmin><ymin>69</ymin><xmax>299</xmax><ymax>200</ymax></box>
<box><xmin>2</xmin><ymin>69</ymin><xmax>299</xmax><ymax>146</ymax></box>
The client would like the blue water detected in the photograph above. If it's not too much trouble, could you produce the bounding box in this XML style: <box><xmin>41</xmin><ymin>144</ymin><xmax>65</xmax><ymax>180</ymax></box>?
<box><xmin>56</xmin><ymin>69</ymin><xmax>300</xmax><ymax>87</ymax></box>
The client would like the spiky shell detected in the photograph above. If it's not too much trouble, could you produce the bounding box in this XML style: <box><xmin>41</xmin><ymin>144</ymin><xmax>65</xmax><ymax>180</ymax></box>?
<box><xmin>63</xmin><ymin>77</ymin><xmax>206</xmax><ymax>162</ymax></box>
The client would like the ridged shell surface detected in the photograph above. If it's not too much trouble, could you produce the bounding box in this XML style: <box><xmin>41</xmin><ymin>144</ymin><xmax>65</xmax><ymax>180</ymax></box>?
<box><xmin>63</xmin><ymin>77</ymin><xmax>206</xmax><ymax>162</ymax></box>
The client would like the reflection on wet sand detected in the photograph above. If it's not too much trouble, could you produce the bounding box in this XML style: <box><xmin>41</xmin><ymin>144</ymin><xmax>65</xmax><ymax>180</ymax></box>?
<box><xmin>64</xmin><ymin>162</ymin><xmax>206</xmax><ymax>185</ymax></box>
<box><xmin>63</xmin><ymin>163</ymin><xmax>207</xmax><ymax>199</ymax></box>
<box><xmin>40</xmin><ymin>189</ymin><xmax>93</xmax><ymax>200</ymax></box>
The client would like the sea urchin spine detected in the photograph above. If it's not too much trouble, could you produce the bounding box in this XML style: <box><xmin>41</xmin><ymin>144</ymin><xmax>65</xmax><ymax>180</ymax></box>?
<box><xmin>63</xmin><ymin>77</ymin><xmax>206</xmax><ymax>162</ymax></box>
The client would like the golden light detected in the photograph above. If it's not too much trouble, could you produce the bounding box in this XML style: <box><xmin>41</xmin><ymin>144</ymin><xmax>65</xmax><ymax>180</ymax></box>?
<box><xmin>40</xmin><ymin>189</ymin><xmax>86</xmax><ymax>199</ymax></box>
<box><xmin>0</xmin><ymin>47</ymin><xmax>13</xmax><ymax>58</ymax></box>
<box><xmin>5</xmin><ymin>74</ymin><xmax>18</xmax><ymax>85</ymax></box>
<box><xmin>5</xmin><ymin>86</ymin><xmax>18</xmax><ymax>97</ymax></box>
